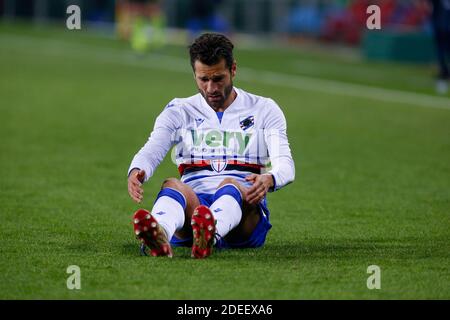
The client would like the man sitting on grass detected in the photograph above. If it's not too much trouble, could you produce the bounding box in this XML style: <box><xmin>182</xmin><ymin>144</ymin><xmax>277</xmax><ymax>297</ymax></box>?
<box><xmin>127</xmin><ymin>33</ymin><xmax>295</xmax><ymax>258</ymax></box>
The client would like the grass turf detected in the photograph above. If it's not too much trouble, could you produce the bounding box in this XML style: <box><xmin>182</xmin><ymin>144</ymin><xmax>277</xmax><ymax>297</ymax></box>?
<box><xmin>0</xmin><ymin>23</ymin><xmax>449</xmax><ymax>299</ymax></box>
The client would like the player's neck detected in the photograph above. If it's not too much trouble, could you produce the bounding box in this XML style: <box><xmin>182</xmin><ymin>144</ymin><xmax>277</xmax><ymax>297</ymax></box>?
<box><xmin>212</xmin><ymin>89</ymin><xmax>237</xmax><ymax>113</ymax></box>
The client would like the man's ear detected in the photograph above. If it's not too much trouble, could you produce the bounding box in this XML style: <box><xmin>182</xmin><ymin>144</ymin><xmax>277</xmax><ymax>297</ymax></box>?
<box><xmin>231</xmin><ymin>61</ymin><xmax>237</xmax><ymax>78</ymax></box>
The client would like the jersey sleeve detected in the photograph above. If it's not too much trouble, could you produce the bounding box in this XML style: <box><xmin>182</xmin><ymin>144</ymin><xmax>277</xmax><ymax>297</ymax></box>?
<box><xmin>127</xmin><ymin>102</ymin><xmax>182</xmax><ymax>182</ymax></box>
<box><xmin>263</xmin><ymin>99</ymin><xmax>295</xmax><ymax>191</ymax></box>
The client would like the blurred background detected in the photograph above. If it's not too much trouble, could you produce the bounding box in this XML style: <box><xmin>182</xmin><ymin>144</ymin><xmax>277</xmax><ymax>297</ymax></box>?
<box><xmin>1</xmin><ymin>0</ymin><xmax>448</xmax><ymax>92</ymax></box>
<box><xmin>0</xmin><ymin>1</ymin><xmax>441</xmax><ymax>57</ymax></box>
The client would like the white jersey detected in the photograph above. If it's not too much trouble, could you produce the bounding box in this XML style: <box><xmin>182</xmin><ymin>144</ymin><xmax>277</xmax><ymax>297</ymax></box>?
<box><xmin>128</xmin><ymin>87</ymin><xmax>295</xmax><ymax>195</ymax></box>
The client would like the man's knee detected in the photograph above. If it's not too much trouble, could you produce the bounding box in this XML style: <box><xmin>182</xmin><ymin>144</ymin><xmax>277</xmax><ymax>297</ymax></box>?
<box><xmin>161</xmin><ymin>177</ymin><xmax>199</xmax><ymax>210</ymax></box>
<box><xmin>161</xmin><ymin>177</ymin><xmax>183</xmax><ymax>191</ymax></box>
<box><xmin>217</xmin><ymin>177</ymin><xmax>246</xmax><ymax>196</ymax></box>
<box><xmin>217</xmin><ymin>177</ymin><xmax>240</xmax><ymax>189</ymax></box>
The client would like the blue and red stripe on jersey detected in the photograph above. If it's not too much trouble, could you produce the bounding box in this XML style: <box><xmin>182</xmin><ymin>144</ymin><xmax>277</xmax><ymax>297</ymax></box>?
<box><xmin>178</xmin><ymin>160</ymin><xmax>264</xmax><ymax>176</ymax></box>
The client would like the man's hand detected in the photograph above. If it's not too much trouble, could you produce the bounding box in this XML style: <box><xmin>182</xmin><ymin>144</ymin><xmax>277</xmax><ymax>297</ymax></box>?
<box><xmin>128</xmin><ymin>169</ymin><xmax>146</xmax><ymax>203</ymax></box>
<box><xmin>245</xmin><ymin>173</ymin><xmax>274</xmax><ymax>205</ymax></box>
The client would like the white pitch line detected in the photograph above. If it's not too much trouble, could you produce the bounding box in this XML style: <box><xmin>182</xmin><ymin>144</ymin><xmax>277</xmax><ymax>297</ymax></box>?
<box><xmin>1</xmin><ymin>33</ymin><xmax>449</xmax><ymax>110</ymax></box>
<box><xmin>238</xmin><ymin>68</ymin><xmax>450</xmax><ymax>110</ymax></box>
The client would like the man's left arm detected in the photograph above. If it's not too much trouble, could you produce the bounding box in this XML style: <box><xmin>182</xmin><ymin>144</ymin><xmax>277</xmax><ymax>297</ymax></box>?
<box><xmin>245</xmin><ymin>99</ymin><xmax>295</xmax><ymax>204</ymax></box>
<box><xmin>263</xmin><ymin>99</ymin><xmax>295</xmax><ymax>192</ymax></box>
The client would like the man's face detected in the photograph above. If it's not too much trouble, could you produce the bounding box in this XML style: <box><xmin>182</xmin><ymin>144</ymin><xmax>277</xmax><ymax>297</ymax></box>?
<box><xmin>194</xmin><ymin>59</ymin><xmax>236</xmax><ymax>110</ymax></box>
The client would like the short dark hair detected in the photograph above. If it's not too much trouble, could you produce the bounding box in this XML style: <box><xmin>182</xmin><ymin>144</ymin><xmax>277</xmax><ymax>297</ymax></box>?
<box><xmin>189</xmin><ymin>33</ymin><xmax>234</xmax><ymax>71</ymax></box>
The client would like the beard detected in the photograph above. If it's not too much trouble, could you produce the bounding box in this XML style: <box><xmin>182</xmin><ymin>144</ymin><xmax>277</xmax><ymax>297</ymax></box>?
<box><xmin>199</xmin><ymin>82</ymin><xmax>233</xmax><ymax>110</ymax></box>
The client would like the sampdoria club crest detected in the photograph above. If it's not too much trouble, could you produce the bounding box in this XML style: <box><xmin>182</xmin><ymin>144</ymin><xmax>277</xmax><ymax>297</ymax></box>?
<box><xmin>211</xmin><ymin>159</ymin><xmax>228</xmax><ymax>173</ymax></box>
<box><xmin>240</xmin><ymin>115</ymin><xmax>254</xmax><ymax>130</ymax></box>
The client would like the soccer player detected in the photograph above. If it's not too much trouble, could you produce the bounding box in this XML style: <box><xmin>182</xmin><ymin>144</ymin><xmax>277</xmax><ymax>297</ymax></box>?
<box><xmin>127</xmin><ymin>33</ymin><xmax>295</xmax><ymax>259</ymax></box>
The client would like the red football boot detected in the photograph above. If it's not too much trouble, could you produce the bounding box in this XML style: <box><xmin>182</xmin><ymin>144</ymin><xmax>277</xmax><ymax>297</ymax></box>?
<box><xmin>191</xmin><ymin>205</ymin><xmax>216</xmax><ymax>259</ymax></box>
<box><xmin>133</xmin><ymin>209</ymin><xmax>173</xmax><ymax>258</ymax></box>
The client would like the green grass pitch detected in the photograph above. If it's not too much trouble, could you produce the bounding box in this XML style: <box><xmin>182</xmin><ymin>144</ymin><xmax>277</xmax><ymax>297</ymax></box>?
<box><xmin>0</xmin><ymin>23</ymin><xmax>449</xmax><ymax>299</ymax></box>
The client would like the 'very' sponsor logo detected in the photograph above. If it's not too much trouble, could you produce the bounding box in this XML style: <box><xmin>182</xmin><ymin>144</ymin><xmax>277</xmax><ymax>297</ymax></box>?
<box><xmin>190</xmin><ymin>129</ymin><xmax>252</xmax><ymax>155</ymax></box>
